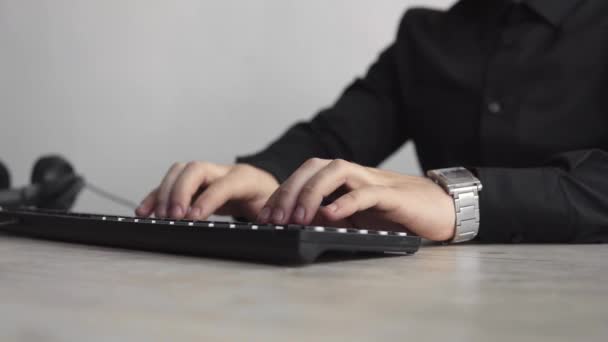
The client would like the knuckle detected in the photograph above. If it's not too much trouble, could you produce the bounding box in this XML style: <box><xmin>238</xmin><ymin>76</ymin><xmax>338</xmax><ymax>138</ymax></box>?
<box><xmin>170</xmin><ymin>162</ymin><xmax>186</xmax><ymax>172</ymax></box>
<box><xmin>332</xmin><ymin>159</ymin><xmax>362</xmax><ymax>176</ymax></box>
<box><xmin>150</xmin><ymin>191</ymin><xmax>162</xmax><ymax>203</ymax></box>
<box><xmin>344</xmin><ymin>191</ymin><xmax>361</xmax><ymax>202</ymax></box>
<box><xmin>194</xmin><ymin>191</ymin><xmax>213</xmax><ymax>207</ymax></box>
<box><xmin>198</xmin><ymin>161</ymin><xmax>212</xmax><ymax>169</ymax></box>
<box><xmin>145</xmin><ymin>189</ymin><xmax>158</xmax><ymax>200</ymax></box>
<box><xmin>156</xmin><ymin>195</ymin><xmax>168</xmax><ymax>207</ymax></box>
<box><xmin>170</xmin><ymin>184</ymin><xmax>186</xmax><ymax>198</ymax></box>
<box><xmin>185</xmin><ymin>160</ymin><xmax>198</xmax><ymax>169</ymax></box>
<box><xmin>188</xmin><ymin>160</ymin><xmax>209</xmax><ymax>170</ymax></box>
<box><xmin>330</xmin><ymin>159</ymin><xmax>351</xmax><ymax>171</ymax></box>
<box><xmin>300</xmin><ymin>184</ymin><xmax>318</xmax><ymax>199</ymax></box>
<box><xmin>332</xmin><ymin>158</ymin><xmax>349</xmax><ymax>166</ymax></box>
<box><xmin>276</xmin><ymin>187</ymin><xmax>292</xmax><ymax>200</ymax></box>
<box><xmin>268</xmin><ymin>187</ymin><xmax>290</xmax><ymax>205</ymax></box>
<box><xmin>157</xmin><ymin>184</ymin><xmax>171</xmax><ymax>198</ymax></box>
<box><xmin>168</xmin><ymin>196</ymin><xmax>183</xmax><ymax>208</ymax></box>
<box><xmin>304</xmin><ymin>157</ymin><xmax>324</xmax><ymax>167</ymax></box>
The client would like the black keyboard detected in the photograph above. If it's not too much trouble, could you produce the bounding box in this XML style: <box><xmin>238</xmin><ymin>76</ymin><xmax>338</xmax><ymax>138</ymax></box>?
<box><xmin>0</xmin><ymin>208</ymin><xmax>421</xmax><ymax>264</ymax></box>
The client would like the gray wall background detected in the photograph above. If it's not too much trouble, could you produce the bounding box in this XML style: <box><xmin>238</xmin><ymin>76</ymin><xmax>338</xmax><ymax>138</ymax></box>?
<box><xmin>0</xmin><ymin>0</ymin><xmax>453</xmax><ymax>215</ymax></box>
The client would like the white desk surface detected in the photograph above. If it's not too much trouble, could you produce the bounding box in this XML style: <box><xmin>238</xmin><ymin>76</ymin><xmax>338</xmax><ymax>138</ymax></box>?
<box><xmin>0</xmin><ymin>233</ymin><xmax>606</xmax><ymax>342</ymax></box>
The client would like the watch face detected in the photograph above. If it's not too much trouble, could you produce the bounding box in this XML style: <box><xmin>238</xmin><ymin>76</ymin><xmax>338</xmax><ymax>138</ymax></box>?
<box><xmin>442</xmin><ymin>168</ymin><xmax>475</xmax><ymax>184</ymax></box>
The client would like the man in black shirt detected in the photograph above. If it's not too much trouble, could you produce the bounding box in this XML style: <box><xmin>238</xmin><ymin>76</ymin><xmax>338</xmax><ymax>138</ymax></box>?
<box><xmin>136</xmin><ymin>0</ymin><xmax>608</xmax><ymax>243</ymax></box>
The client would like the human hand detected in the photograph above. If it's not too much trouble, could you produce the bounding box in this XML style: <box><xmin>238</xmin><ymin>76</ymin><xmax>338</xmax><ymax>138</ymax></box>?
<box><xmin>136</xmin><ymin>162</ymin><xmax>279</xmax><ymax>221</ymax></box>
<box><xmin>257</xmin><ymin>158</ymin><xmax>456</xmax><ymax>241</ymax></box>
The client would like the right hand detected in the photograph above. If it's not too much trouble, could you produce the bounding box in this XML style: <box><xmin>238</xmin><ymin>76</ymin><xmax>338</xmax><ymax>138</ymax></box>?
<box><xmin>135</xmin><ymin>162</ymin><xmax>279</xmax><ymax>221</ymax></box>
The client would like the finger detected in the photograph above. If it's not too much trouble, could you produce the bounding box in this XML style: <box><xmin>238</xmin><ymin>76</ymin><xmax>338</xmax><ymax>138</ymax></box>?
<box><xmin>259</xmin><ymin>158</ymin><xmax>330</xmax><ymax>224</ymax></box>
<box><xmin>168</xmin><ymin>162</ymin><xmax>228</xmax><ymax>219</ymax></box>
<box><xmin>321</xmin><ymin>186</ymin><xmax>389</xmax><ymax>222</ymax></box>
<box><xmin>135</xmin><ymin>188</ymin><xmax>158</xmax><ymax>217</ymax></box>
<box><xmin>309</xmin><ymin>212</ymin><xmax>353</xmax><ymax>229</ymax></box>
<box><xmin>155</xmin><ymin>162</ymin><xmax>186</xmax><ymax>218</ymax></box>
<box><xmin>295</xmin><ymin>159</ymin><xmax>367</xmax><ymax>225</ymax></box>
<box><xmin>189</xmin><ymin>173</ymin><xmax>250</xmax><ymax>220</ymax></box>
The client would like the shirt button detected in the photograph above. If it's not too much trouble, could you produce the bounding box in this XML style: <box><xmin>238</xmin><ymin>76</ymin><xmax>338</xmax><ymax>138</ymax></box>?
<box><xmin>487</xmin><ymin>101</ymin><xmax>502</xmax><ymax>115</ymax></box>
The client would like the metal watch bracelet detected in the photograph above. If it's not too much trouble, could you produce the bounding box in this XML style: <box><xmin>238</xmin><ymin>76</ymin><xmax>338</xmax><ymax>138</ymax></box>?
<box><xmin>426</xmin><ymin>167</ymin><xmax>482</xmax><ymax>243</ymax></box>
<box><xmin>451</xmin><ymin>185</ymin><xmax>481</xmax><ymax>243</ymax></box>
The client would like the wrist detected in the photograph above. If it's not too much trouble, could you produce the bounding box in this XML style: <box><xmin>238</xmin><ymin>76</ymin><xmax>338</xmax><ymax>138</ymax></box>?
<box><xmin>437</xmin><ymin>189</ymin><xmax>458</xmax><ymax>242</ymax></box>
<box><xmin>427</xmin><ymin>167</ymin><xmax>482</xmax><ymax>243</ymax></box>
<box><xmin>442</xmin><ymin>191</ymin><xmax>457</xmax><ymax>241</ymax></box>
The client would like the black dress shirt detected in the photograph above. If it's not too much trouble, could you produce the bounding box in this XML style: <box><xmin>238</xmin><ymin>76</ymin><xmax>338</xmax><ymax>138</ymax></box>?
<box><xmin>237</xmin><ymin>0</ymin><xmax>608</xmax><ymax>243</ymax></box>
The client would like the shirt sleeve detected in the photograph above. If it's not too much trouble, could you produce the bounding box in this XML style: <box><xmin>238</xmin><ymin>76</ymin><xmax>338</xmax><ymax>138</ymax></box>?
<box><xmin>236</xmin><ymin>42</ymin><xmax>409</xmax><ymax>183</ymax></box>
<box><xmin>474</xmin><ymin>149</ymin><xmax>608</xmax><ymax>243</ymax></box>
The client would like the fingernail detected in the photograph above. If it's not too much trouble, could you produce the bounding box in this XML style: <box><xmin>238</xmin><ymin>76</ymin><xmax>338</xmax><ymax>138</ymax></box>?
<box><xmin>157</xmin><ymin>207</ymin><xmax>167</xmax><ymax>218</ymax></box>
<box><xmin>294</xmin><ymin>206</ymin><xmax>305</xmax><ymax>222</ymax></box>
<box><xmin>171</xmin><ymin>205</ymin><xmax>183</xmax><ymax>218</ymax></box>
<box><xmin>258</xmin><ymin>207</ymin><xmax>271</xmax><ymax>222</ymax></box>
<box><xmin>191</xmin><ymin>207</ymin><xmax>201</xmax><ymax>220</ymax></box>
<box><xmin>272</xmin><ymin>208</ymin><xmax>284</xmax><ymax>223</ymax></box>
<box><xmin>326</xmin><ymin>203</ymin><xmax>338</xmax><ymax>213</ymax></box>
<box><xmin>186</xmin><ymin>207</ymin><xmax>192</xmax><ymax>215</ymax></box>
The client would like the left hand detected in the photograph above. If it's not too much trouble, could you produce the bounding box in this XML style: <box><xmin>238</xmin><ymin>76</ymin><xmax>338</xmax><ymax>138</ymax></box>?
<box><xmin>256</xmin><ymin>158</ymin><xmax>456</xmax><ymax>241</ymax></box>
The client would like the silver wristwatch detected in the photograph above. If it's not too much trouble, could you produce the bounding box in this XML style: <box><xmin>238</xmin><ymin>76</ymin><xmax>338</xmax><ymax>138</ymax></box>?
<box><xmin>427</xmin><ymin>167</ymin><xmax>482</xmax><ymax>243</ymax></box>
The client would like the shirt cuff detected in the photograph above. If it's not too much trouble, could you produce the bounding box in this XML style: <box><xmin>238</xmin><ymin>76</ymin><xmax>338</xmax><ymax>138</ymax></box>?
<box><xmin>474</xmin><ymin>167</ymin><xmax>573</xmax><ymax>243</ymax></box>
